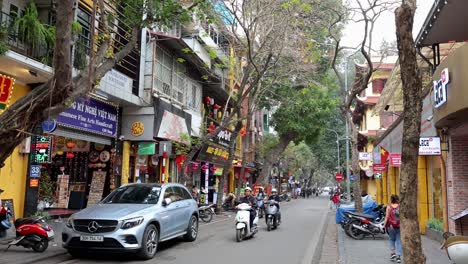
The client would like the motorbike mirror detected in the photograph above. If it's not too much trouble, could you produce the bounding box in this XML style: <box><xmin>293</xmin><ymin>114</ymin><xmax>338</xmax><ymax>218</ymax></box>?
<box><xmin>162</xmin><ymin>198</ymin><xmax>172</xmax><ymax>207</ymax></box>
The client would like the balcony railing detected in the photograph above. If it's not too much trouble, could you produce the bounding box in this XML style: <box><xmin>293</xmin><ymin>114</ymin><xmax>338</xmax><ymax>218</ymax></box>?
<box><xmin>0</xmin><ymin>11</ymin><xmax>53</xmax><ymax>65</ymax></box>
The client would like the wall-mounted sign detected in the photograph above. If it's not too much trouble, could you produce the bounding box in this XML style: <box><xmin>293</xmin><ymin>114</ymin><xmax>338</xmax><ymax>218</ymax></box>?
<box><xmin>389</xmin><ymin>153</ymin><xmax>401</xmax><ymax>167</ymax></box>
<box><xmin>359</xmin><ymin>152</ymin><xmax>372</xmax><ymax>161</ymax></box>
<box><xmin>434</xmin><ymin>68</ymin><xmax>449</xmax><ymax>108</ymax></box>
<box><xmin>131</xmin><ymin>121</ymin><xmax>144</xmax><ymax>137</ymax></box>
<box><xmin>29</xmin><ymin>165</ymin><xmax>41</xmax><ymax>178</ymax></box>
<box><xmin>29</xmin><ymin>179</ymin><xmax>39</xmax><ymax>188</ymax></box>
<box><xmin>138</xmin><ymin>142</ymin><xmax>156</xmax><ymax>155</ymax></box>
<box><xmin>0</xmin><ymin>74</ymin><xmax>15</xmax><ymax>110</ymax></box>
<box><xmin>210</xmin><ymin>129</ymin><xmax>233</xmax><ymax>148</ymax></box>
<box><xmin>335</xmin><ymin>173</ymin><xmax>343</xmax><ymax>181</ymax></box>
<box><xmin>31</xmin><ymin>136</ymin><xmax>52</xmax><ymax>164</ymax></box>
<box><xmin>419</xmin><ymin>137</ymin><xmax>441</xmax><ymax>156</ymax></box>
<box><xmin>41</xmin><ymin>118</ymin><xmax>57</xmax><ymax>133</ymax></box>
<box><xmin>373</xmin><ymin>164</ymin><xmax>387</xmax><ymax>172</ymax></box>
<box><xmin>57</xmin><ymin>97</ymin><xmax>118</xmax><ymax>137</ymax></box>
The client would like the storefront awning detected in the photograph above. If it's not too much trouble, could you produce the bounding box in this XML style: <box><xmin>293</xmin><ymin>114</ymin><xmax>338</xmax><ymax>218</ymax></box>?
<box><xmin>451</xmin><ymin>208</ymin><xmax>468</xmax><ymax>221</ymax></box>
<box><xmin>51</xmin><ymin>127</ymin><xmax>112</xmax><ymax>145</ymax></box>
<box><xmin>416</xmin><ymin>0</ymin><xmax>468</xmax><ymax>46</ymax></box>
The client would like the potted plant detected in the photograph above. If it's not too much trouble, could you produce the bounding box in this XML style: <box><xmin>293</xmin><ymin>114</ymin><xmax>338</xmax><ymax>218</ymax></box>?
<box><xmin>37</xmin><ymin>170</ymin><xmax>56</xmax><ymax>211</ymax></box>
<box><xmin>427</xmin><ymin>218</ymin><xmax>444</xmax><ymax>243</ymax></box>
<box><xmin>14</xmin><ymin>1</ymin><xmax>55</xmax><ymax>61</ymax></box>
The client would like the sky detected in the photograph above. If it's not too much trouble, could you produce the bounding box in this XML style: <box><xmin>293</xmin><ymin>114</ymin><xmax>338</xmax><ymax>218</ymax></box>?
<box><xmin>341</xmin><ymin>0</ymin><xmax>435</xmax><ymax>51</ymax></box>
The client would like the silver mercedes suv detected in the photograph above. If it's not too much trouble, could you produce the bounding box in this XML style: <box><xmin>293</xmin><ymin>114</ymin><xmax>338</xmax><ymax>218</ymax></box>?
<box><xmin>62</xmin><ymin>183</ymin><xmax>199</xmax><ymax>259</ymax></box>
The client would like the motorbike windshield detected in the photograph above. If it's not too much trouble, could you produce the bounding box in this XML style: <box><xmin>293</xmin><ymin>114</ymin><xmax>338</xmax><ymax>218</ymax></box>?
<box><xmin>102</xmin><ymin>185</ymin><xmax>161</xmax><ymax>204</ymax></box>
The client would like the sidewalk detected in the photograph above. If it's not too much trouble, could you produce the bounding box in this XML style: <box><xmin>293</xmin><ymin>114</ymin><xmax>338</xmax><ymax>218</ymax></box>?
<box><xmin>338</xmin><ymin>225</ymin><xmax>451</xmax><ymax>264</ymax></box>
<box><xmin>0</xmin><ymin>220</ymin><xmax>67</xmax><ymax>264</ymax></box>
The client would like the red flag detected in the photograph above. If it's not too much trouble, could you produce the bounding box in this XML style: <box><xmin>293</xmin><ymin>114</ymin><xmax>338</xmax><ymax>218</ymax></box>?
<box><xmin>381</xmin><ymin>147</ymin><xmax>389</xmax><ymax>162</ymax></box>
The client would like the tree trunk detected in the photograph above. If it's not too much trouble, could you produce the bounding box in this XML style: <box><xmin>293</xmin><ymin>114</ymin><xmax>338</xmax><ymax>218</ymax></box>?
<box><xmin>395</xmin><ymin>1</ymin><xmax>426</xmax><ymax>263</ymax></box>
<box><xmin>347</xmin><ymin>112</ymin><xmax>363</xmax><ymax>212</ymax></box>
<box><xmin>0</xmin><ymin>0</ymin><xmax>75</xmax><ymax>168</ymax></box>
<box><xmin>258</xmin><ymin>133</ymin><xmax>296</xmax><ymax>185</ymax></box>
<box><xmin>216</xmin><ymin>114</ymin><xmax>244</xmax><ymax>211</ymax></box>
<box><xmin>237</xmin><ymin>109</ymin><xmax>252</xmax><ymax>197</ymax></box>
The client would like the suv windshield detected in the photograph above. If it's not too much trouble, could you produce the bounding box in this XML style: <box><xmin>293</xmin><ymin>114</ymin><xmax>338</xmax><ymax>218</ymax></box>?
<box><xmin>102</xmin><ymin>185</ymin><xmax>161</xmax><ymax>204</ymax></box>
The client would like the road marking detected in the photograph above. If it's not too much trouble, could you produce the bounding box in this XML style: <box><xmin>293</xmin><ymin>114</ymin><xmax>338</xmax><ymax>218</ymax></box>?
<box><xmin>301</xmin><ymin>208</ymin><xmax>329</xmax><ymax>264</ymax></box>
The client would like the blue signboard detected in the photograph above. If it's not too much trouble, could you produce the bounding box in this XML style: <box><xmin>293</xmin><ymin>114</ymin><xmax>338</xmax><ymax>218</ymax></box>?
<box><xmin>350</xmin><ymin>175</ymin><xmax>355</xmax><ymax>181</ymax></box>
<box><xmin>56</xmin><ymin>97</ymin><xmax>118</xmax><ymax>137</ymax></box>
<box><xmin>30</xmin><ymin>165</ymin><xmax>41</xmax><ymax>178</ymax></box>
<box><xmin>41</xmin><ymin>118</ymin><xmax>57</xmax><ymax>133</ymax></box>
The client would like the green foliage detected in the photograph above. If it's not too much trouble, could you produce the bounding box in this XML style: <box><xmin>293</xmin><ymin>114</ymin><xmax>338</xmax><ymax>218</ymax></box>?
<box><xmin>38</xmin><ymin>170</ymin><xmax>55</xmax><ymax>203</ymax></box>
<box><xmin>33</xmin><ymin>211</ymin><xmax>50</xmax><ymax>220</ymax></box>
<box><xmin>15</xmin><ymin>2</ymin><xmax>55</xmax><ymax>51</ymax></box>
<box><xmin>427</xmin><ymin>218</ymin><xmax>443</xmax><ymax>232</ymax></box>
<box><xmin>173</xmin><ymin>133</ymin><xmax>200</xmax><ymax>155</ymax></box>
<box><xmin>258</xmin><ymin>134</ymin><xmax>280</xmax><ymax>159</ymax></box>
<box><xmin>0</xmin><ymin>23</ymin><xmax>10</xmax><ymax>55</ymax></box>
<box><xmin>176</xmin><ymin>57</ymin><xmax>186</xmax><ymax>63</ymax></box>
<box><xmin>206</xmin><ymin>46</ymin><xmax>218</xmax><ymax>60</ymax></box>
<box><xmin>71</xmin><ymin>21</ymin><xmax>82</xmax><ymax>36</ymax></box>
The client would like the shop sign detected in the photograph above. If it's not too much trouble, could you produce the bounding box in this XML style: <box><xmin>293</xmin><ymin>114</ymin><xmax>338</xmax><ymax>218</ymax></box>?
<box><xmin>57</xmin><ymin>97</ymin><xmax>118</xmax><ymax>137</ymax></box>
<box><xmin>419</xmin><ymin>137</ymin><xmax>441</xmax><ymax>156</ymax></box>
<box><xmin>131</xmin><ymin>121</ymin><xmax>144</xmax><ymax>137</ymax></box>
<box><xmin>29</xmin><ymin>165</ymin><xmax>41</xmax><ymax>178</ymax></box>
<box><xmin>197</xmin><ymin>143</ymin><xmax>230</xmax><ymax>166</ymax></box>
<box><xmin>434</xmin><ymin>68</ymin><xmax>449</xmax><ymax>108</ymax></box>
<box><xmin>31</xmin><ymin>136</ymin><xmax>52</xmax><ymax>164</ymax></box>
<box><xmin>210</xmin><ymin>129</ymin><xmax>232</xmax><ymax>148</ymax></box>
<box><xmin>389</xmin><ymin>153</ymin><xmax>401</xmax><ymax>167</ymax></box>
<box><xmin>138</xmin><ymin>142</ymin><xmax>156</xmax><ymax>155</ymax></box>
<box><xmin>0</xmin><ymin>74</ymin><xmax>15</xmax><ymax>110</ymax></box>
<box><xmin>99</xmin><ymin>69</ymin><xmax>133</xmax><ymax>92</ymax></box>
<box><xmin>359</xmin><ymin>152</ymin><xmax>372</xmax><ymax>161</ymax></box>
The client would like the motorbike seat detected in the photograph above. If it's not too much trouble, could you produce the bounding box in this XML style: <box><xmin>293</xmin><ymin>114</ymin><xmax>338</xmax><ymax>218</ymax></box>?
<box><xmin>347</xmin><ymin>211</ymin><xmax>376</xmax><ymax>220</ymax></box>
<box><xmin>14</xmin><ymin>218</ymin><xmax>36</xmax><ymax>227</ymax></box>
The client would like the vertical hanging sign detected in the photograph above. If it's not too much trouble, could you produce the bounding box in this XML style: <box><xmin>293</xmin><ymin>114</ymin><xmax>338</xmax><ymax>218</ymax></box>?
<box><xmin>0</xmin><ymin>74</ymin><xmax>15</xmax><ymax>111</ymax></box>
<box><xmin>30</xmin><ymin>136</ymin><xmax>53</xmax><ymax>164</ymax></box>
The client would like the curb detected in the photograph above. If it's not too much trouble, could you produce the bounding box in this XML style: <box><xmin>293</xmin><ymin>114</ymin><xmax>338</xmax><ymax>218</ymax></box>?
<box><xmin>337</xmin><ymin>224</ymin><xmax>346</xmax><ymax>264</ymax></box>
<box><xmin>311</xmin><ymin>211</ymin><xmax>332</xmax><ymax>263</ymax></box>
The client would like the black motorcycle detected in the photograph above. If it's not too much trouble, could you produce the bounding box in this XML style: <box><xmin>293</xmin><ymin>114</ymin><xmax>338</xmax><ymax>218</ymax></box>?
<box><xmin>264</xmin><ymin>200</ymin><xmax>280</xmax><ymax>231</ymax></box>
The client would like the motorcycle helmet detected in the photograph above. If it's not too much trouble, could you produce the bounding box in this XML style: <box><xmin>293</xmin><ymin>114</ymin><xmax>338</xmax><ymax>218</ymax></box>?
<box><xmin>245</xmin><ymin>187</ymin><xmax>252</xmax><ymax>192</ymax></box>
<box><xmin>271</xmin><ymin>188</ymin><xmax>277</xmax><ymax>193</ymax></box>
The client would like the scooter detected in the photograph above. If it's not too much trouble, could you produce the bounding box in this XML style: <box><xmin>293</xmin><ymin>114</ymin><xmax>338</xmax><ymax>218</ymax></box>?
<box><xmin>256</xmin><ymin>197</ymin><xmax>264</xmax><ymax>219</ymax></box>
<box><xmin>235</xmin><ymin>203</ymin><xmax>258</xmax><ymax>242</ymax></box>
<box><xmin>199</xmin><ymin>204</ymin><xmax>216</xmax><ymax>223</ymax></box>
<box><xmin>7</xmin><ymin>216</ymin><xmax>54</xmax><ymax>252</ymax></box>
<box><xmin>264</xmin><ymin>200</ymin><xmax>280</xmax><ymax>231</ymax></box>
<box><xmin>441</xmin><ymin>232</ymin><xmax>468</xmax><ymax>264</ymax></box>
<box><xmin>346</xmin><ymin>205</ymin><xmax>386</xmax><ymax>240</ymax></box>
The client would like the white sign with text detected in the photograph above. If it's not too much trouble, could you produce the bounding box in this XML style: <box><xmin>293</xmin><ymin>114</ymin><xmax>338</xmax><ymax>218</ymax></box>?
<box><xmin>419</xmin><ymin>137</ymin><xmax>441</xmax><ymax>155</ymax></box>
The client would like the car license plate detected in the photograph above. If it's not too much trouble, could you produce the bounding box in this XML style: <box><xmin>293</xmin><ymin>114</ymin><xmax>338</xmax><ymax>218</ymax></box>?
<box><xmin>80</xmin><ymin>235</ymin><xmax>104</xmax><ymax>242</ymax></box>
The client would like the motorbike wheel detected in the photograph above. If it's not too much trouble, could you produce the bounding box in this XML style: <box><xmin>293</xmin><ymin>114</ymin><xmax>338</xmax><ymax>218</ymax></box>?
<box><xmin>347</xmin><ymin>220</ymin><xmax>366</xmax><ymax>240</ymax></box>
<box><xmin>267</xmin><ymin>219</ymin><xmax>272</xmax><ymax>231</ymax></box>
<box><xmin>32</xmin><ymin>239</ymin><xmax>49</xmax><ymax>252</ymax></box>
<box><xmin>200</xmin><ymin>209</ymin><xmax>213</xmax><ymax>223</ymax></box>
<box><xmin>259</xmin><ymin>208</ymin><xmax>264</xmax><ymax>219</ymax></box>
<box><xmin>236</xmin><ymin>229</ymin><xmax>244</xmax><ymax>242</ymax></box>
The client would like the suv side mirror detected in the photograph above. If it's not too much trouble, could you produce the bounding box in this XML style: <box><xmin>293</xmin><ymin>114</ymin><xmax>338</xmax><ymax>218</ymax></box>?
<box><xmin>162</xmin><ymin>198</ymin><xmax>172</xmax><ymax>207</ymax></box>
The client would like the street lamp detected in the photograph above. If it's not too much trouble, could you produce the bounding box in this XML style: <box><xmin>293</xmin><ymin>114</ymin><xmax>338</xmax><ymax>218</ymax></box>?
<box><xmin>326</xmin><ymin>128</ymin><xmax>341</xmax><ymax>174</ymax></box>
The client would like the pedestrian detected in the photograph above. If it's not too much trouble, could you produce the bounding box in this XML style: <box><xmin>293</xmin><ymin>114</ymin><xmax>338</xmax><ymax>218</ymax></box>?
<box><xmin>383</xmin><ymin>194</ymin><xmax>402</xmax><ymax>263</ymax></box>
<box><xmin>191</xmin><ymin>185</ymin><xmax>199</xmax><ymax>203</ymax></box>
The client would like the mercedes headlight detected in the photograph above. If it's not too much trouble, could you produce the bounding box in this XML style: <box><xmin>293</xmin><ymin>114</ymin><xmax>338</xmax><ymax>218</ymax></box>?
<box><xmin>121</xmin><ymin>216</ymin><xmax>144</xmax><ymax>229</ymax></box>
<box><xmin>66</xmin><ymin>218</ymin><xmax>73</xmax><ymax>228</ymax></box>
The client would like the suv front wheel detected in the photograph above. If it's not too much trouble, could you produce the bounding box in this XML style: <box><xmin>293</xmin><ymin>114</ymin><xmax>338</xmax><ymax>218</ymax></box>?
<box><xmin>137</xmin><ymin>224</ymin><xmax>159</xmax><ymax>260</ymax></box>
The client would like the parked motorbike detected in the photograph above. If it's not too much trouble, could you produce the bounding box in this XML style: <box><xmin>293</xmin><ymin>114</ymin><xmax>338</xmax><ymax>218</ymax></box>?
<box><xmin>256</xmin><ymin>197</ymin><xmax>264</xmax><ymax>219</ymax></box>
<box><xmin>264</xmin><ymin>200</ymin><xmax>280</xmax><ymax>231</ymax></box>
<box><xmin>7</xmin><ymin>216</ymin><xmax>54</xmax><ymax>252</ymax></box>
<box><xmin>346</xmin><ymin>204</ymin><xmax>386</xmax><ymax>240</ymax></box>
<box><xmin>441</xmin><ymin>232</ymin><xmax>468</xmax><ymax>264</ymax></box>
<box><xmin>199</xmin><ymin>204</ymin><xmax>216</xmax><ymax>223</ymax></box>
<box><xmin>280</xmin><ymin>193</ymin><xmax>291</xmax><ymax>202</ymax></box>
<box><xmin>235</xmin><ymin>203</ymin><xmax>258</xmax><ymax>242</ymax></box>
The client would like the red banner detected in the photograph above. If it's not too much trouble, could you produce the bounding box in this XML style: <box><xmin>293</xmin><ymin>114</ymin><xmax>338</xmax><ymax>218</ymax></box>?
<box><xmin>373</xmin><ymin>164</ymin><xmax>387</xmax><ymax>172</ymax></box>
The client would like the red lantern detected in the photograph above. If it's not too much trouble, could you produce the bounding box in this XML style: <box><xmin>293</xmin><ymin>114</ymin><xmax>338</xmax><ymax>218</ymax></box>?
<box><xmin>210</xmin><ymin>165</ymin><xmax>217</xmax><ymax>173</ymax></box>
<box><xmin>66</xmin><ymin>152</ymin><xmax>75</xmax><ymax>159</ymax></box>
<box><xmin>213</xmin><ymin>104</ymin><xmax>221</xmax><ymax>109</ymax></box>
<box><xmin>191</xmin><ymin>163</ymin><xmax>200</xmax><ymax>170</ymax></box>
<box><xmin>201</xmin><ymin>164</ymin><xmax>209</xmax><ymax>171</ymax></box>
<box><xmin>66</xmin><ymin>141</ymin><xmax>76</xmax><ymax>149</ymax></box>
<box><xmin>205</xmin><ymin>97</ymin><xmax>211</xmax><ymax>104</ymax></box>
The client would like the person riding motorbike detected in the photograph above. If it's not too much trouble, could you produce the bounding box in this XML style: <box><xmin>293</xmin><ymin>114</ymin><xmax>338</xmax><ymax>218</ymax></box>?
<box><xmin>267</xmin><ymin>188</ymin><xmax>281</xmax><ymax>223</ymax></box>
<box><xmin>256</xmin><ymin>187</ymin><xmax>266</xmax><ymax>200</ymax></box>
<box><xmin>237</xmin><ymin>187</ymin><xmax>257</xmax><ymax>228</ymax></box>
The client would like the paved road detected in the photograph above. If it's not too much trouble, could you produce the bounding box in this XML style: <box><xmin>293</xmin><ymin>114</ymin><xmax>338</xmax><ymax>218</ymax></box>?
<box><xmin>10</xmin><ymin>198</ymin><xmax>329</xmax><ymax>264</ymax></box>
